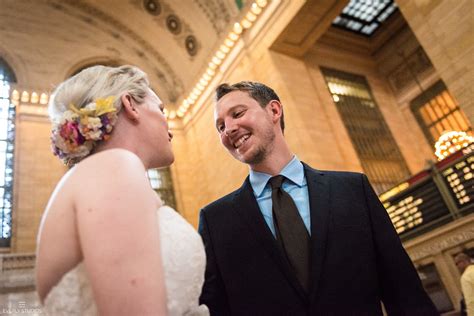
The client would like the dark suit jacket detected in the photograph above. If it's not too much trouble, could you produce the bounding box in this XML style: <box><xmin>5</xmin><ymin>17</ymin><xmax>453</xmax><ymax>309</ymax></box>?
<box><xmin>199</xmin><ymin>163</ymin><xmax>438</xmax><ymax>315</ymax></box>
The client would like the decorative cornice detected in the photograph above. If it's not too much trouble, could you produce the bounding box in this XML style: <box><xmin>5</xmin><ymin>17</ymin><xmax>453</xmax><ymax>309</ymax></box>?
<box><xmin>406</xmin><ymin>218</ymin><xmax>474</xmax><ymax>261</ymax></box>
<box><xmin>0</xmin><ymin>253</ymin><xmax>37</xmax><ymax>293</ymax></box>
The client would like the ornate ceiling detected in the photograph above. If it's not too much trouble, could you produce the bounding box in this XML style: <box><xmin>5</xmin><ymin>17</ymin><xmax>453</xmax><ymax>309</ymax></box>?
<box><xmin>0</xmin><ymin>0</ymin><xmax>239</xmax><ymax>107</ymax></box>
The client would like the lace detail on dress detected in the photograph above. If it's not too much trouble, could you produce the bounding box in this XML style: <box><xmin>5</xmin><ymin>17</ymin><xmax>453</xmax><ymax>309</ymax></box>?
<box><xmin>158</xmin><ymin>206</ymin><xmax>208</xmax><ymax>316</ymax></box>
<box><xmin>42</xmin><ymin>206</ymin><xmax>208</xmax><ymax>316</ymax></box>
<box><xmin>43</xmin><ymin>263</ymin><xmax>97</xmax><ymax>315</ymax></box>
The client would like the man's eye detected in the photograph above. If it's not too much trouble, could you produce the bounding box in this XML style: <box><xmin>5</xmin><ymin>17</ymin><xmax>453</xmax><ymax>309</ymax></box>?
<box><xmin>217</xmin><ymin>125</ymin><xmax>225</xmax><ymax>132</ymax></box>
<box><xmin>233</xmin><ymin>111</ymin><xmax>244</xmax><ymax>118</ymax></box>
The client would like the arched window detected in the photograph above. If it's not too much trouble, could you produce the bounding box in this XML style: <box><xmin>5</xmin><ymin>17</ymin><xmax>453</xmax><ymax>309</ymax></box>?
<box><xmin>321</xmin><ymin>67</ymin><xmax>411</xmax><ymax>194</ymax></box>
<box><xmin>410</xmin><ymin>80</ymin><xmax>472</xmax><ymax>146</ymax></box>
<box><xmin>147</xmin><ymin>168</ymin><xmax>177</xmax><ymax>210</ymax></box>
<box><xmin>0</xmin><ymin>57</ymin><xmax>17</xmax><ymax>248</ymax></box>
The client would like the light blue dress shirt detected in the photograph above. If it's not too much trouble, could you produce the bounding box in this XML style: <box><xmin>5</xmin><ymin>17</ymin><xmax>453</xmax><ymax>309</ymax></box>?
<box><xmin>249</xmin><ymin>156</ymin><xmax>311</xmax><ymax>237</ymax></box>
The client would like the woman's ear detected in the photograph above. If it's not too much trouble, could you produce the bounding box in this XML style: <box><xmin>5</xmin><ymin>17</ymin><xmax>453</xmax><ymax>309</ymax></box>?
<box><xmin>121</xmin><ymin>94</ymin><xmax>139</xmax><ymax>122</ymax></box>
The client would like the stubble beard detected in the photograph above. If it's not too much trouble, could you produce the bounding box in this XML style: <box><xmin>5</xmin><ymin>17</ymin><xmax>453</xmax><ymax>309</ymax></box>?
<box><xmin>237</xmin><ymin>127</ymin><xmax>275</xmax><ymax>166</ymax></box>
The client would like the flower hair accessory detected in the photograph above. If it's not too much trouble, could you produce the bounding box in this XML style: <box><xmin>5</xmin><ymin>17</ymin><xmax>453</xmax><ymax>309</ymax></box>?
<box><xmin>51</xmin><ymin>96</ymin><xmax>118</xmax><ymax>165</ymax></box>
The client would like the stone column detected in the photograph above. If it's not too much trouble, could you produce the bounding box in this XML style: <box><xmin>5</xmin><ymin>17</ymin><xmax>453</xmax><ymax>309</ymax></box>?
<box><xmin>397</xmin><ymin>0</ymin><xmax>474</xmax><ymax>123</ymax></box>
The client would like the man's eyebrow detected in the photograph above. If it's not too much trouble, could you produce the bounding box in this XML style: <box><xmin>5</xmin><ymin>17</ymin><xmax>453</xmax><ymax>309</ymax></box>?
<box><xmin>224</xmin><ymin>104</ymin><xmax>246</xmax><ymax>113</ymax></box>
<box><xmin>215</xmin><ymin>104</ymin><xmax>246</xmax><ymax>128</ymax></box>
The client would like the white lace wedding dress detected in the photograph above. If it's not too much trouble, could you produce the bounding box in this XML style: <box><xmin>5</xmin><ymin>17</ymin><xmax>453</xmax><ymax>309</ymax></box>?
<box><xmin>42</xmin><ymin>206</ymin><xmax>209</xmax><ymax>315</ymax></box>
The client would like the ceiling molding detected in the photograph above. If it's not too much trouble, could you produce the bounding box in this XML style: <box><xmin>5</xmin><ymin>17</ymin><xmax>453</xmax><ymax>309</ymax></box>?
<box><xmin>49</xmin><ymin>0</ymin><xmax>184</xmax><ymax>102</ymax></box>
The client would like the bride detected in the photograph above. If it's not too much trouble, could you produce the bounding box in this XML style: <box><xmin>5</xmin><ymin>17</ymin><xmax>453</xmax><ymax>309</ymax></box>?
<box><xmin>35</xmin><ymin>65</ymin><xmax>208</xmax><ymax>315</ymax></box>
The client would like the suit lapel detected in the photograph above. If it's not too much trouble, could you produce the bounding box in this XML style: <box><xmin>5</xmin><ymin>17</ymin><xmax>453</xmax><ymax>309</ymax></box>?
<box><xmin>303</xmin><ymin>164</ymin><xmax>331</xmax><ymax>302</ymax></box>
<box><xmin>232</xmin><ymin>178</ymin><xmax>309</xmax><ymax>303</ymax></box>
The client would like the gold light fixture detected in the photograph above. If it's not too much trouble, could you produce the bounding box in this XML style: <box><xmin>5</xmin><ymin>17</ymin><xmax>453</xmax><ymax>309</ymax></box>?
<box><xmin>21</xmin><ymin>91</ymin><xmax>29</xmax><ymax>103</ymax></box>
<box><xmin>40</xmin><ymin>93</ymin><xmax>49</xmax><ymax>105</ymax></box>
<box><xmin>11</xmin><ymin>90</ymin><xmax>20</xmax><ymax>101</ymax></box>
<box><xmin>167</xmin><ymin>0</ymin><xmax>269</xmax><ymax>120</ymax></box>
<box><xmin>434</xmin><ymin>131</ymin><xmax>474</xmax><ymax>160</ymax></box>
<box><xmin>11</xmin><ymin>89</ymin><xmax>50</xmax><ymax>105</ymax></box>
<box><xmin>31</xmin><ymin>92</ymin><xmax>39</xmax><ymax>104</ymax></box>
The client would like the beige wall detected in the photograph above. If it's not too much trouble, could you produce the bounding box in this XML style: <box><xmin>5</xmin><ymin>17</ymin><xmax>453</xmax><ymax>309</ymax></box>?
<box><xmin>4</xmin><ymin>0</ymin><xmax>473</xmax><ymax>256</ymax></box>
<box><xmin>397</xmin><ymin>0</ymin><xmax>474</xmax><ymax>124</ymax></box>
<box><xmin>172</xmin><ymin>21</ymin><xmax>440</xmax><ymax>226</ymax></box>
<box><xmin>2</xmin><ymin>1</ymin><xmax>472</xmax><ymax>311</ymax></box>
<box><xmin>12</xmin><ymin>113</ymin><xmax>65</xmax><ymax>252</ymax></box>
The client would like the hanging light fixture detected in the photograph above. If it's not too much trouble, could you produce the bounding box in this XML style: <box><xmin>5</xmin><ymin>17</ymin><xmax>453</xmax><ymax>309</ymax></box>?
<box><xmin>434</xmin><ymin>131</ymin><xmax>474</xmax><ymax>160</ymax></box>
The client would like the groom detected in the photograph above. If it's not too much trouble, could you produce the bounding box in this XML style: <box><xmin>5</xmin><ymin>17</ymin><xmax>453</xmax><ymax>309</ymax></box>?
<box><xmin>198</xmin><ymin>81</ymin><xmax>438</xmax><ymax>315</ymax></box>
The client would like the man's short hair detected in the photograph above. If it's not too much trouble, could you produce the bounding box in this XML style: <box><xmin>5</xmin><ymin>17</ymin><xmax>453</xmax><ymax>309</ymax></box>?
<box><xmin>215</xmin><ymin>81</ymin><xmax>285</xmax><ymax>132</ymax></box>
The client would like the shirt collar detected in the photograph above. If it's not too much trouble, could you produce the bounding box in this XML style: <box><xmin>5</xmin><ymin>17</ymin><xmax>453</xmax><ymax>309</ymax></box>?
<box><xmin>249</xmin><ymin>156</ymin><xmax>305</xmax><ymax>197</ymax></box>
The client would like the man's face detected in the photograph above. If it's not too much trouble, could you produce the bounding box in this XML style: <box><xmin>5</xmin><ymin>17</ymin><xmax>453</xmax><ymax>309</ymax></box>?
<box><xmin>455</xmin><ymin>256</ymin><xmax>470</xmax><ymax>274</ymax></box>
<box><xmin>214</xmin><ymin>90</ymin><xmax>275</xmax><ymax>166</ymax></box>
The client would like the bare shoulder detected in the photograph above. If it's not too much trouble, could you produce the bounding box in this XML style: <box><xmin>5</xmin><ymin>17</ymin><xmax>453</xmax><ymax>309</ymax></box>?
<box><xmin>73</xmin><ymin>148</ymin><xmax>145</xmax><ymax>177</ymax></box>
<box><xmin>69</xmin><ymin>149</ymin><xmax>156</xmax><ymax>212</ymax></box>
<box><xmin>43</xmin><ymin>149</ymin><xmax>146</xmax><ymax>212</ymax></box>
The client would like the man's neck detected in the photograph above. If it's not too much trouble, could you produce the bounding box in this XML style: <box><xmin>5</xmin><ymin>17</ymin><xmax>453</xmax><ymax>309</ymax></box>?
<box><xmin>250</xmin><ymin>150</ymin><xmax>294</xmax><ymax>175</ymax></box>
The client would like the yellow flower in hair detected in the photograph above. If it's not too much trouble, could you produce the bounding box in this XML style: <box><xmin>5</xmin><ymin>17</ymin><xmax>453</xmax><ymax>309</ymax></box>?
<box><xmin>69</xmin><ymin>96</ymin><xmax>116</xmax><ymax>117</ymax></box>
<box><xmin>69</xmin><ymin>103</ymin><xmax>92</xmax><ymax>116</ymax></box>
<box><xmin>95</xmin><ymin>96</ymin><xmax>116</xmax><ymax>116</ymax></box>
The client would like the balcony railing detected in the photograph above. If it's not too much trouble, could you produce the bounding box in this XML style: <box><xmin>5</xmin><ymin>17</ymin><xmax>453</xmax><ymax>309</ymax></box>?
<box><xmin>0</xmin><ymin>253</ymin><xmax>36</xmax><ymax>293</ymax></box>
<box><xmin>379</xmin><ymin>144</ymin><xmax>474</xmax><ymax>241</ymax></box>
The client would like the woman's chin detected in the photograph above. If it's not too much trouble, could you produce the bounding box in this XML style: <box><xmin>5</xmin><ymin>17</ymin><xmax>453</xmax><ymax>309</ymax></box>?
<box><xmin>152</xmin><ymin>154</ymin><xmax>175</xmax><ymax>169</ymax></box>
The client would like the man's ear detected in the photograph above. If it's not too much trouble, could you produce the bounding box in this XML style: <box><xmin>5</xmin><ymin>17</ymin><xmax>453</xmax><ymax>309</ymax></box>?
<box><xmin>268</xmin><ymin>100</ymin><xmax>283</xmax><ymax>123</ymax></box>
<box><xmin>121</xmin><ymin>94</ymin><xmax>139</xmax><ymax>122</ymax></box>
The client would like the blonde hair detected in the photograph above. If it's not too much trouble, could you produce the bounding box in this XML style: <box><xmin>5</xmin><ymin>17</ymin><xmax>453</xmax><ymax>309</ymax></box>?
<box><xmin>49</xmin><ymin>65</ymin><xmax>149</xmax><ymax>122</ymax></box>
<box><xmin>48</xmin><ymin>65</ymin><xmax>150</xmax><ymax>165</ymax></box>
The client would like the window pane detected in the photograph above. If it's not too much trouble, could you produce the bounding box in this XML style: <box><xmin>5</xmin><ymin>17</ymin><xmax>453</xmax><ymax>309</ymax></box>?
<box><xmin>322</xmin><ymin>67</ymin><xmax>410</xmax><ymax>193</ymax></box>
<box><xmin>429</xmin><ymin>126</ymin><xmax>440</xmax><ymax>141</ymax></box>
<box><xmin>443</xmin><ymin>91</ymin><xmax>457</xmax><ymax>110</ymax></box>
<box><xmin>430</xmin><ymin>100</ymin><xmax>444</xmax><ymax>119</ymax></box>
<box><xmin>439</xmin><ymin>118</ymin><xmax>452</xmax><ymax>131</ymax></box>
<box><xmin>446</xmin><ymin>114</ymin><xmax>462</xmax><ymax>131</ymax></box>
<box><xmin>434</xmin><ymin>96</ymin><xmax>450</xmax><ymax>115</ymax></box>
<box><xmin>411</xmin><ymin>81</ymin><xmax>472</xmax><ymax>146</ymax></box>
<box><xmin>419</xmin><ymin>107</ymin><xmax>432</xmax><ymax>125</ymax></box>
<box><xmin>424</xmin><ymin>105</ymin><xmax>438</xmax><ymax>122</ymax></box>
<box><xmin>0</xmin><ymin>72</ymin><xmax>14</xmax><ymax>244</ymax></box>
<box><xmin>147</xmin><ymin>167</ymin><xmax>177</xmax><ymax>210</ymax></box>
<box><xmin>434</xmin><ymin>122</ymin><xmax>446</xmax><ymax>135</ymax></box>
<box><xmin>454</xmin><ymin>111</ymin><xmax>470</xmax><ymax>131</ymax></box>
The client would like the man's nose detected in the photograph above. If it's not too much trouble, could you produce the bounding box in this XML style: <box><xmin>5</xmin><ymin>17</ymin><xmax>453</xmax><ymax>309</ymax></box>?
<box><xmin>224</xmin><ymin>122</ymin><xmax>238</xmax><ymax>137</ymax></box>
